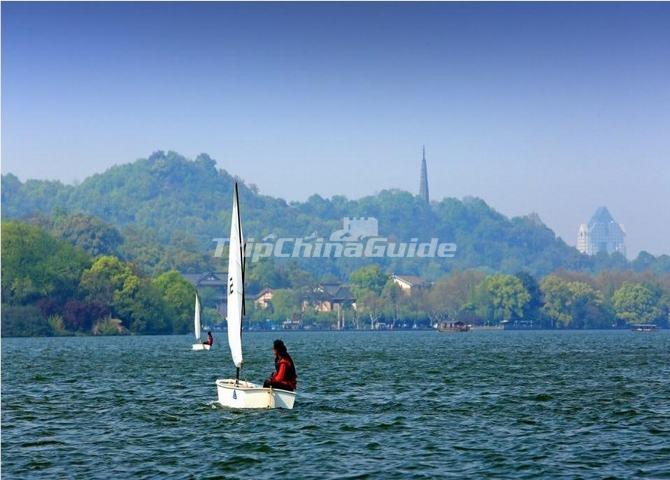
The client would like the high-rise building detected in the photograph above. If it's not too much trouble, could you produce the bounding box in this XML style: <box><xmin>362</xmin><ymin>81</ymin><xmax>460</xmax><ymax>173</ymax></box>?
<box><xmin>577</xmin><ymin>223</ymin><xmax>589</xmax><ymax>254</ymax></box>
<box><xmin>576</xmin><ymin>207</ymin><xmax>626</xmax><ymax>256</ymax></box>
<box><xmin>419</xmin><ymin>146</ymin><xmax>429</xmax><ymax>203</ymax></box>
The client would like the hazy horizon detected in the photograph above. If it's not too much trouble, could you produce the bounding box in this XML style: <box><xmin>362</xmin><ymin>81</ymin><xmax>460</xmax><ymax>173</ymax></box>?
<box><xmin>2</xmin><ymin>3</ymin><xmax>669</xmax><ymax>256</ymax></box>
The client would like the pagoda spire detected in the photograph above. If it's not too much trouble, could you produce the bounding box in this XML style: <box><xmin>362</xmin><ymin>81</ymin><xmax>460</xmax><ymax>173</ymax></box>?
<box><xmin>419</xmin><ymin>145</ymin><xmax>429</xmax><ymax>203</ymax></box>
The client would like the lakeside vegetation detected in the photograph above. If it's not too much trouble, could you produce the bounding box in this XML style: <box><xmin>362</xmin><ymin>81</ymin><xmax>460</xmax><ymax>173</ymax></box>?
<box><xmin>1</xmin><ymin>221</ymin><xmax>196</xmax><ymax>337</ymax></box>
<box><xmin>2</xmin><ymin>151</ymin><xmax>669</xmax><ymax>336</ymax></box>
<box><xmin>2</xmin><ymin>218</ymin><xmax>668</xmax><ymax>336</ymax></box>
<box><xmin>335</xmin><ymin>265</ymin><xmax>670</xmax><ymax>330</ymax></box>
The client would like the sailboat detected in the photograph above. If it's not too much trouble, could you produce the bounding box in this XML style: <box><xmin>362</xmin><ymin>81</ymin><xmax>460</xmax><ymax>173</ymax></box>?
<box><xmin>216</xmin><ymin>183</ymin><xmax>296</xmax><ymax>409</ymax></box>
<box><xmin>191</xmin><ymin>293</ymin><xmax>210</xmax><ymax>350</ymax></box>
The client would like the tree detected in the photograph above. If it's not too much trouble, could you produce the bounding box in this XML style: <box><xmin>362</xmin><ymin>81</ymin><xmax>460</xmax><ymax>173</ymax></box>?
<box><xmin>568</xmin><ymin>281</ymin><xmax>608</xmax><ymax>329</ymax></box>
<box><xmin>424</xmin><ymin>270</ymin><xmax>486</xmax><ymax>324</ymax></box>
<box><xmin>152</xmin><ymin>271</ymin><xmax>196</xmax><ymax>334</ymax></box>
<box><xmin>1</xmin><ymin>305</ymin><xmax>52</xmax><ymax>337</ymax></box>
<box><xmin>356</xmin><ymin>290</ymin><xmax>385</xmax><ymax>329</ymax></box>
<box><xmin>612</xmin><ymin>282</ymin><xmax>663</xmax><ymax>326</ymax></box>
<box><xmin>476</xmin><ymin>274</ymin><xmax>530</xmax><ymax>325</ymax></box>
<box><xmin>80</xmin><ymin>256</ymin><xmax>135</xmax><ymax>305</ymax></box>
<box><xmin>539</xmin><ymin>276</ymin><xmax>573</xmax><ymax>328</ymax></box>
<box><xmin>349</xmin><ymin>265</ymin><xmax>388</xmax><ymax>298</ymax></box>
<box><xmin>62</xmin><ymin>300</ymin><xmax>109</xmax><ymax>332</ymax></box>
<box><xmin>51</xmin><ymin>213</ymin><xmax>123</xmax><ymax>257</ymax></box>
<box><xmin>80</xmin><ymin>255</ymin><xmax>169</xmax><ymax>333</ymax></box>
<box><xmin>541</xmin><ymin>276</ymin><xmax>606</xmax><ymax>328</ymax></box>
<box><xmin>246</xmin><ymin>258</ymin><xmax>290</xmax><ymax>293</ymax></box>
<box><xmin>118</xmin><ymin>225</ymin><xmax>168</xmax><ymax>276</ymax></box>
<box><xmin>268</xmin><ymin>289</ymin><xmax>301</xmax><ymax>322</ymax></box>
<box><xmin>159</xmin><ymin>232</ymin><xmax>214</xmax><ymax>274</ymax></box>
<box><xmin>515</xmin><ymin>271</ymin><xmax>543</xmax><ymax>322</ymax></box>
<box><xmin>113</xmin><ymin>275</ymin><xmax>169</xmax><ymax>334</ymax></box>
<box><xmin>285</xmin><ymin>262</ymin><xmax>315</xmax><ymax>290</ymax></box>
<box><xmin>381</xmin><ymin>280</ymin><xmax>402</xmax><ymax>327</ymax></box>
<box><xmin>348</xmin><ymin>265</ymin><xmax>390</xmax><ymax>329</ymax></box>
<box><xmin>1</xmin><ymin>221</ymin><xmax>90</xmax><ymax>306</ymax></box>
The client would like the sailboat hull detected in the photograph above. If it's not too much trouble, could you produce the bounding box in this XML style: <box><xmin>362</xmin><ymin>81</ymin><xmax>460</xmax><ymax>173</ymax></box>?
<box><xmin>216</xmin><ymin>379</ymin><xmax>296</xmax><ymax>409</ymax></box>
<box><xmin>192</xmin><ymin>343</ymin><xmax>211</xmax><ymax>351</ymax></box>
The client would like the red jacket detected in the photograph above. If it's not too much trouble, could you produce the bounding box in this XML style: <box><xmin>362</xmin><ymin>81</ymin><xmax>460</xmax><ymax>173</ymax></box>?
<box><xmin>271</xmin><ymin>357</ymin><xmax>297</xmax><ymax>390</ymax></box>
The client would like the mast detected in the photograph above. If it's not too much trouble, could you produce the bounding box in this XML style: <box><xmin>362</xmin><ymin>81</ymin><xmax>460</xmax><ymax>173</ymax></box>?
<box><xmin>237</xmin><ymin>183</ymin><xmax>246</xmax><ymax>316</ymax></box>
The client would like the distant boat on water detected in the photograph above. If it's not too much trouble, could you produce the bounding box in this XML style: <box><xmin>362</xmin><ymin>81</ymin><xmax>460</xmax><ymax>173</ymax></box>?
<box><xmin>631</xmin><ymin>324</ymin><xmax>657</xmax><ymax>332</ymax></box>
<box><xmin>437</xmin><ymin>321</ymin><xmax>471</xmax><ymax>333</ymax></box>
<box><xmin>192</xmin><ymin>293</ymin><xmax>210</xmax><ymax>350</ymax></box>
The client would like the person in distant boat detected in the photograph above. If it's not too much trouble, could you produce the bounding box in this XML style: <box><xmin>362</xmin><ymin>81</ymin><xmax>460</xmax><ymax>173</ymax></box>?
<box><xmin>263</xmin><ymin>339</ymin><xmax>297</xmax><ymax>391</ymax></box>
<box><xmin>203</xmin><ymin>331</ymin><xmax>213</xmax><ymax>347</ymax></box>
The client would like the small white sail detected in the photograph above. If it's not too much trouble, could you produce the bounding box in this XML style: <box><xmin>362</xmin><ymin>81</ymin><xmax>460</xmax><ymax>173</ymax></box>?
<box><xmin>193</xmin><ymin>293</ymin><xmax>201</xmax><ymax>342</ymax></box>
<box><xmin>226</xmin><ymin>183</ymin><xmax>244</xmax><ymax>368</ymax></box>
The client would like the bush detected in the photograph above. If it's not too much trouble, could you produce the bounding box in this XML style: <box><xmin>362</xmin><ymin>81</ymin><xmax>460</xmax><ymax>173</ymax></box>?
<box><xmin>47</xmin><ymin>314</ymin><xmax>68</xmax><ymax>336</ymax></box>
<box><xmin>92</xmin><ymin>317</ymin><xmax>127</xmax><ymax>335</ymax></box>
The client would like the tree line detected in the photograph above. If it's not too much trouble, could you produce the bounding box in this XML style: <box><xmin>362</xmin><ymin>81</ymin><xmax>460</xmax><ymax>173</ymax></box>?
<box><xmin>2</xmin><ymin>215</ymin><xmax>669</xmax><ymax>336</ymax></box>
<box><xmin>252</xmin><ymin>265</ymin><xmax>670</xmax><ymax>330</ymax></box>
<box><xmin>1</xmin><ymin>221</ymin><xmax>195</xmax><ymax>337</ymax></box>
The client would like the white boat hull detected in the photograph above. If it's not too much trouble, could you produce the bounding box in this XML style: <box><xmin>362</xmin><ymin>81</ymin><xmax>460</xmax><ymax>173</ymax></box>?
<box><xmin>192</xmin><ymin>343</ymin><xmax>211</xmax><ymax>351</ymax></box>
<box><xmin>216</xmin><ymin>379</ymin><xmax>296</xmax><ymax>409</ymax></box>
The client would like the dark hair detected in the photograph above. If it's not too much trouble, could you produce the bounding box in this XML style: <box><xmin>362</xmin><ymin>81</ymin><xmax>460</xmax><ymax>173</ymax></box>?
<box><xmin>273</xmin><ymin>339</ymin><xmax>288</xmax><ymax>356</ymax></box>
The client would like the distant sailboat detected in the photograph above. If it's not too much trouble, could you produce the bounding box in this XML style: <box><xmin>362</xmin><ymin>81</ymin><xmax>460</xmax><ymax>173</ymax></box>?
<box><xmin>191</xmin><ymin>294</ymin><xmax>210</xmax><ymax>351</ymax></box>
<box><xmin>216</xmin><ymin>183</ymin><xmax>296</xmax><ymax>409</ymax></box>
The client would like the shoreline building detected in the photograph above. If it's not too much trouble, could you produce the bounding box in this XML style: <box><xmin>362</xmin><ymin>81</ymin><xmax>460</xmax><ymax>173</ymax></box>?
<box><xmin>419</xmin><ymin>146</ymin><xmax>429</xmax><ymax>203</ymax></box>
<box><xmin>577</xmin><ymin>207</ymin><xmax>626</xmax><ymax>256</ymax></box>
<box><xmin>392</xmin><ymin>274</ymin><xmax>427</xmax><ymax>293</ymax></box>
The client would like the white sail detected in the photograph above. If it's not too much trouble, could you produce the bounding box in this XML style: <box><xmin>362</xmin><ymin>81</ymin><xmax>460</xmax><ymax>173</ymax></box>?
<box><xmin>226</xmin><ymin>183</ymin><xmax>244</xmax><ymax>368</ymax></box>
<box><xmin>193</xmin><ymin>293</ymin><xmax>201</xmax><ymax>341</ymax></box>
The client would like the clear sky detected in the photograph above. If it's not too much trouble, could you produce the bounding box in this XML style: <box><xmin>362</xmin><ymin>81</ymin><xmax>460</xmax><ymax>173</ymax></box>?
<box><xmin>2</xmin><ymin>2</ymin><xmax>669</xmax><ymax>256</ymax></box>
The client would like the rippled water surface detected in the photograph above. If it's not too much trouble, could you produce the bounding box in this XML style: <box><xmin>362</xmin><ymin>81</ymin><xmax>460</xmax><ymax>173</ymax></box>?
<box><xmin>2</xmin><ymin>331</ymin><xmax>670</xmax><ymax>479</ymax></box>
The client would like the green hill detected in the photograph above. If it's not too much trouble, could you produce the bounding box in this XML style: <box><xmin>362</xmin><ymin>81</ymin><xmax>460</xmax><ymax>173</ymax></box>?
<box><xmin>2</xmin><ymin>151</ymin><xmax>668</xmax><ymax>278</ymax></box>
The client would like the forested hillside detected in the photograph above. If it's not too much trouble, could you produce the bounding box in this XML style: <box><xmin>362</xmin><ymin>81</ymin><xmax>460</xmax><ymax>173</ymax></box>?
<box><xmin>3</xmin><ymin>151</ymin><xmax>669</xmax><ymax>278</ymax></box>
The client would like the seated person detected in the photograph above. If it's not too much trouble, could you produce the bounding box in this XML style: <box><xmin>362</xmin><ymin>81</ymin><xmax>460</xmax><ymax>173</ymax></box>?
<box><xmin>263</xmin><ymin>339</ymin><xmax>297</xmax><ymax>391</ymax></box>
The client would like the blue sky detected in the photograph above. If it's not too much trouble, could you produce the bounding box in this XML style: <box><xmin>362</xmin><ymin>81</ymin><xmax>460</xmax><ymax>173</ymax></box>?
<box><xmin>2</xmin><ymin>2</ymin><xmax>669</xmax><ymax>256</ymax></box>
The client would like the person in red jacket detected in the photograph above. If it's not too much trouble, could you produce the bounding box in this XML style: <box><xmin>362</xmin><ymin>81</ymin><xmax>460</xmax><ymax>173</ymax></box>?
<box><xmin>202</xmin><ymin>331</ymin><xmax>213</xmax><ymax>347</ymax></box>
<box><xmin>263</xmin><ymin>339</ymin><xmax>297</xmax><ymax>391</ymax></box>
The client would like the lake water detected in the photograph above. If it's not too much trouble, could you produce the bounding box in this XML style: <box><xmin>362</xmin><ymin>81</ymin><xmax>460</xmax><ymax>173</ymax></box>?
<box><xmin>2</xmin><ymin>331</ymin><xmax>669</xmax><ymax>479</ymax></box>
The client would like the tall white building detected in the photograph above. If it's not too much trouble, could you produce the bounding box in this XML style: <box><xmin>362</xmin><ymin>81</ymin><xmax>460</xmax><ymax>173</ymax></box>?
<box><xmin>576</xmin><ymin>207</ymin><xmax>626</xmax><ymax>256</ymax></box>
<box><xmin>577</xmin><ymin>223</ymin><xmax>589</xmax><ymax>254</ymax></box>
